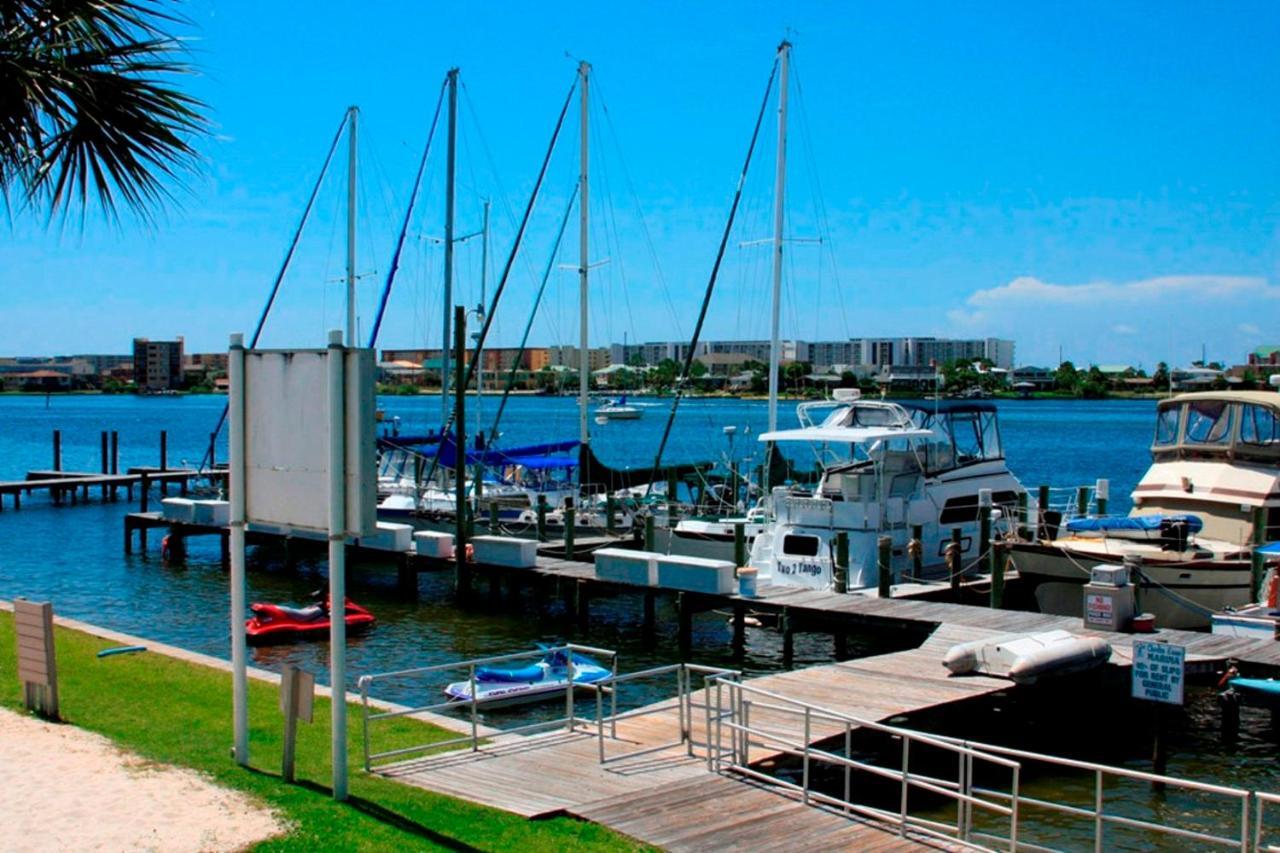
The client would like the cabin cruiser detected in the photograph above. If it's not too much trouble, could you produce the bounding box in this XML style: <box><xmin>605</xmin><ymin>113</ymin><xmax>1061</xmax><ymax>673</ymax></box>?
<box><xmin>1010</xmin><ymin>391</ymin><xmax>1279</xmax><ymax>630</ymax></box>
<box><xmin>748</xmin><ymin>390</ymin><xmax>1026</xmax><ymax>589</ymax></box>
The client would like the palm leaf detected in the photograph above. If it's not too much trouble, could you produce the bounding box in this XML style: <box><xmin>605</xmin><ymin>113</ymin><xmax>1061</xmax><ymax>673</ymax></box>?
<box><xmin>0</xmin><ymin>0</ymin><xmax>207</xmax><ymax>222</ymax></box>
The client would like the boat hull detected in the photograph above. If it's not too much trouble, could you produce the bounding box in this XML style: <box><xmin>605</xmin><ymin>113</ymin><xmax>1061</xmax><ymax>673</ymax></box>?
<box><xmin>1008</xmin><ymin>542</ymin><xmax>1252</xmax><ymax>630</ymax></box>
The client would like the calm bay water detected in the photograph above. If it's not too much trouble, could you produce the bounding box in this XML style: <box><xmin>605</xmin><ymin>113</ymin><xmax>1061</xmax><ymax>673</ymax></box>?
<box><xmin>1</xmin><ymin>392</ymin><xmax>1272</xmax><ymax>842</ymax></box>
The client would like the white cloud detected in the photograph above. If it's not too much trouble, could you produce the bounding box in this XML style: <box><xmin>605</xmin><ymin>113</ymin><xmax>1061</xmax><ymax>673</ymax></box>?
<box><xmin>947</xmin><ymin>275</ymin><xmax>1280</xmax><ymax>365</ymax></box>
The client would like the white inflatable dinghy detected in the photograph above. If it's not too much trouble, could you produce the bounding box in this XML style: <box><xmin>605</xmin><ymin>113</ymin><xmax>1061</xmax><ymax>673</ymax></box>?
<box><xmin>943</xmin><ymin>629</ymin><xmax>1111</xmax><ymax>684</ymax></box>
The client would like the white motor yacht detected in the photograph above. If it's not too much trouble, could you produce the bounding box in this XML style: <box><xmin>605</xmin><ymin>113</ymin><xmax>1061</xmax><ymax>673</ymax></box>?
<box><xmin>1010</xmin><ymin>391</ymin><xmax>1279</xmax><ymax>629</ymax></box>
<box><xmin>748</xmin><ymin>390</ymin><xmax>1026</xmax><ymax>590</ymax></box>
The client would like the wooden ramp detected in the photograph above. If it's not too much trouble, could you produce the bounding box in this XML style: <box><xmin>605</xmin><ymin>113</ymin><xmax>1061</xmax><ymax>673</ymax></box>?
<box><xmin>378</xmin><ymin>728</ymin><xmax>706</xmax><ymax>818</ymax></box>
<box><xmin>571</xmin><ymin>774</ymin><xmax>963</xmax><ymax>852</ymax></box>
<box><xmin>375</xmin><ymin>624</ymin><xmax>1015</xmax><ymax>848</ymax></box>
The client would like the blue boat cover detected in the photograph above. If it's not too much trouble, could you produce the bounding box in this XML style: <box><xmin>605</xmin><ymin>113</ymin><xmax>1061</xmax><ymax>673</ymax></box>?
<box><xmin>1230</xmin><ymin>677</ymin><xmax>1280</xmax><ymax>698</ymax></box>
<box><xmin>1064</xmin><ymin>514</ymin><xmax>1204</xmax><ymax>534</ymax></box>
<box><xmin>1259</xmin><ymin>542</ymin><xmax>1280</xmax><ymax>555</ymax></box>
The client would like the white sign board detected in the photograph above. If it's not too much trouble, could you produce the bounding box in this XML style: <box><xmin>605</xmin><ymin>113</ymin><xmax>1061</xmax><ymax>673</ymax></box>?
<box><xmin>242</xmin><ymin>348</ymin><xmax>377</xmax><ymax>535</ymax></box>
<box><xmin>1131</xmin><ymin>641</ymin><xmax>1185</xmax><ymax>705</ymax></box>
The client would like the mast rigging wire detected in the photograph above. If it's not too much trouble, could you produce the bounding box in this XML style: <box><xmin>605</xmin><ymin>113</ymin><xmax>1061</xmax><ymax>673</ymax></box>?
<box><xmin>418</xmin><ymin>77</ymin><xmax>578</xmax><ymax>488</ymax></box>
<box><xmin>367</xmin><ymin>77</ymin><xmax>449</xmax><ymax>347</ymax></box>
<box><xmin>644</xmin><ymin>57</ymin><xmax>779</xmax><ymax>493</ymax></box>
<box><xmin>487</xmin><ymin>184</ymin><xmax>579</xmax><ymax>441</ymax></box>
<box><xmin>198</xmin><ymin>110</ymin><xmax>351</xmax><ymax>472</ymax></box>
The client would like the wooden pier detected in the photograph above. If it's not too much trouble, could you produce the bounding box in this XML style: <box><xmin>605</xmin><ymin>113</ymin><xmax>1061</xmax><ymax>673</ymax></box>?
<box><xmin>0</xmin><ymin>467</ymin><xmax>223</xmax><ymax>511</ymax></box>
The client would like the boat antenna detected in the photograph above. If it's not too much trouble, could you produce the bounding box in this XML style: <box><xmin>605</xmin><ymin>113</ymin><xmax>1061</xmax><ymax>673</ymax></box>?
<box><xmin>198</xmin><ymin>110</ymin><xmax>351</xmax><ymax>473</ymax></box>
<box><xmin>366</xmin><ymin>76</ymin><xmax>448</xmax><ymax>348</ymax></box>
<box><xmin>644</xmin><ymin>51</ymin><xmax>780</xmax><ymax>495</ymax></box>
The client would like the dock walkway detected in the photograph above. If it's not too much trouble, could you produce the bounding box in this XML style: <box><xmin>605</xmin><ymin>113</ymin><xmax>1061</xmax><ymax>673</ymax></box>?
<box><xmin>378</xmin><ymin>627</ymin><xmax>997</xmax><ymax>849</ymax></box>
<box><xmin>0</xmin><ymin>467</ymin><xmax>220</xmax><ymax>510</ymax></box>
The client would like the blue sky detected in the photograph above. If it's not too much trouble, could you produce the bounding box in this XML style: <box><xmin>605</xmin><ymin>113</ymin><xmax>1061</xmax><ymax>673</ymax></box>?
<box><xmin>6</xmin><ymin>0</ymin><xmax>1279</xmax><ymax>368</ymax></box>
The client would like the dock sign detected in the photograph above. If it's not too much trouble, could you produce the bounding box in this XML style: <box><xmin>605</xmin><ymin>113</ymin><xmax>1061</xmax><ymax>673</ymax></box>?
<box><xmin>1131</xmin><ymin>641</ymin><xmax>1185</xmax><ymax>705</ymax></box>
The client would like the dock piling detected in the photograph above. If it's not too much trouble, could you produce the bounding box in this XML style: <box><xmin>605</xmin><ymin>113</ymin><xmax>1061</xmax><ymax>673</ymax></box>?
<box><xmin>1252</xmin><ymin>507</ymin><xmax>1267</xmax><ymax>603</ymax></box>
<box><xmin>990</xmin><ymin>540</ymin><xmax>1005</xmax><ymax>609</ymax></box>
<box><xmin>564</xmin><ymin>505</ymin><xmax>576</xmax><ymax>558</ymax></box>
<box><xmin>52</xmin><ymin>430</ymin><xmax>61</xmax><ymax>472</ymax></box>
<box><xmin>676</xmin><ymin>592</ymin><xmax>692</xmax><ymax>656</ymax></box>
<box><xmin>110</xmin><ymin>430</ymin><xmax>119</xmax><ymax>476</ymax></box>
<box><xmin>536</xmin><ymin>494</ymin><xmax>548</xmax><ymax>542</ymax></box>
<box><xmin>732</xmin><ymin>602</ymin><xmax>745</xmax><ymax>659</ymax></box>
<box><xmin>605</xmin><ymin>496</ymin><xmax>616</xmax><ymax>536</ymax></box>
<box><xmin>834</xmin><ymin>531</ymin><xmax>849</xmax><ymax>594</ymax></box>
<box><xmin>948</xmin><ymin>528</ymin><xmax>962</xmax><ymax>591</ymax></box>
<box><xmin>909</xmin><ymin>524</ymin><xmax>923</xmax><ymax>579</ymax></box>
<box><xmin>780</xmin><ymin>608</ymin><xmax>794</xmax><ymax>666</ymax></box>
<box><xmin>641</xmin><ymin>591</ymin><xmax>656</xmax><ymax>647</ymax></box>
<box><xmin>643</xmin><ymin>514</ymin><xmax>655</xmax><ymax>551</ymax></box>
<box><xmin>1037</xmin><ymin>485</ymin><xmax>1050</xmax><ymax>539</ymax></box>
<box><xmin>733</xmin><ymin>522</ymin><xmax>746</xmax><ymax>569</ymax></box>
<box><xmin>1075</xmin><ymin>485</ymin><xmax>1089</xmax><ymax>519</ymax></box>
<box><xmin>159</xmin><ymin>431</ymin><xmax>168</xmax><ymax>496</ymax></box>
<box><xmin>877</xmin><ymin>536</ymin><xmax>892</xmax><ymax>598</ymax></box>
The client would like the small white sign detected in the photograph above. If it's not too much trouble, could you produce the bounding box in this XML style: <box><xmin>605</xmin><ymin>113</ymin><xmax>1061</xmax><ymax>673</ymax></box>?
<box><xmin>1132</xmin><ymin>641</ymin><xmax>1185</xmax><ymax>705</ymax></box>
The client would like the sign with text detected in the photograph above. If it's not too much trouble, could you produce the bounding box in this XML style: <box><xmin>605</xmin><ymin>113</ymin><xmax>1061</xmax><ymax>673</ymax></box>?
<box><xmin>1131</xmin><ymin>641</ymin><xmax>1185</xmax><ymax>705</ymax></box>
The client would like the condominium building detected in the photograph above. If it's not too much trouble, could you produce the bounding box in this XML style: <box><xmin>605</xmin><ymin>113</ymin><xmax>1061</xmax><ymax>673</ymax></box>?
<box><xmin>132</xmin><ymin>337</ymin><xmax>184</xmax><ymax>391</ymax></box>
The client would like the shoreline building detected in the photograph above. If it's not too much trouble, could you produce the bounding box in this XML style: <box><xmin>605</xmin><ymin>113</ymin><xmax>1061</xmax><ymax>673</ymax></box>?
<box><xmin>132</xmin><ymin>337</ymin><xmax>184</xmax><ymax>391</ymax></box>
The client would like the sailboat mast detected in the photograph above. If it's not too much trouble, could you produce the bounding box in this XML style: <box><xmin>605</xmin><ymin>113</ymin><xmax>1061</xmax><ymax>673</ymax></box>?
<box><xmin>477</xmin><ymin>198</ymin><xmax>489</xmax><ymax>440</ymax></box>
<box><xmin>767</xmin><ymin>41</ymin><xmax>790</xmax><ymax>433</ymax></box>
<box><xmin>578</xmin><ymin>60</ymin><xmax>591</xmax><ymax>446</ymax></box>
<box><xmin>345</xmin><ymin>106</ymin><xmax>358</xmax><ymax>346</ymax></box>
<box><xmin>442</xmin><ymin>68</ymin><xmax>459</xmax><ymax>427</ymax></box>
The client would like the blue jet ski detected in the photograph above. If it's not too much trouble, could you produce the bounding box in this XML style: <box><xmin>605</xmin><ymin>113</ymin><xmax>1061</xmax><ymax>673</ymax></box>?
<box><xmin>444</xmin><ymin>648</ymin><xmax>611</xmax><ymax>706</ymax></box>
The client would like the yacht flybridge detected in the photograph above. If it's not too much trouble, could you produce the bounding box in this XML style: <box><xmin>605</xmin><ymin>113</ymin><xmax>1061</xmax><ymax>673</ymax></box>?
<box><xmin>748</xmin><ymin>389</ymin><xmax>1027</xmax><ymax>590</ymax></box>
<box><xmin>1010</xmin><ymin>391</ymin><xmax>1279</xmax><ymax>629</ymax></box>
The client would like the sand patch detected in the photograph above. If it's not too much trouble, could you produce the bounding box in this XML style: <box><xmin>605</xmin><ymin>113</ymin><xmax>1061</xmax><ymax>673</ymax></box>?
<box><xmin>0</xmin><ymin>707</ymin><xmax>284</xmax><ymax>851</ymax></box>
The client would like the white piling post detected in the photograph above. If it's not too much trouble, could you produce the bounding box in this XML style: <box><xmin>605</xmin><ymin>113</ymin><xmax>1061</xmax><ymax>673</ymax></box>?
<box><xmin>228</xmin><ymin>333</ymin><xmax>249</xmax><ymax>766</ymax></box>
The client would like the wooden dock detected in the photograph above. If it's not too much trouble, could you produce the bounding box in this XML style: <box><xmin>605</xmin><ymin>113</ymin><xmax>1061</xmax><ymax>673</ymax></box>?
<box><xmin>0</xmin><ymin>467</ymin><xmax>222</xmax><ymax>510</ymax></box>
<box><xmin>378</xmin><ymin>627</ymin><xmax>998</xmax><ymax>850</ymax></box>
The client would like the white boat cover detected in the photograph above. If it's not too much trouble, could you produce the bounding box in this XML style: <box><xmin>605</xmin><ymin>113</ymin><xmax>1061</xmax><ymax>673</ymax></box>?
<box><xmin>758</xmin><ymin>426</ymin><xmax>934</xmax><ymax>444</ymax></box>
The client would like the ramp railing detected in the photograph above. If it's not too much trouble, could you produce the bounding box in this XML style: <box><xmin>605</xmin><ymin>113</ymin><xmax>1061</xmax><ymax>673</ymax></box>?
<box><xmin>578</xmin><ymin>662</ymin><xmax>740</xmax><ymax>765</ymax></box>
<box><xmin>356</xmin><ymin>643</ymin><xmax>617</xmax><ymax>771</ymax></box>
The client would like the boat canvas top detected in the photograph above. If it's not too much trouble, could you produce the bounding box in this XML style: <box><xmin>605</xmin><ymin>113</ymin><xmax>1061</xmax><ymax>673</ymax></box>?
<box><xmin>1152</xmin><ymin>391</ymin><xmax>1280</xmax><ymax>465</ymax></box>
<box><xmin>759</xmin><ymin>425</ymin><xmax>934</xmax><ymax>445</ymax></box>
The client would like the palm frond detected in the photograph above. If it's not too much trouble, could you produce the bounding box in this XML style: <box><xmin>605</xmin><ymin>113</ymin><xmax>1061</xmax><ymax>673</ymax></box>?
<box><xmin>0</xmin><ymin>0</ymin><xmax>207</xmax><ymax>222</ymax></box>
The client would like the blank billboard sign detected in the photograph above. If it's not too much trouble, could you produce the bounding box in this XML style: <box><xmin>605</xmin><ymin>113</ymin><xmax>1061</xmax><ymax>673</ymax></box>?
<box><xmin>242</xmin><ymin>348</ymin><xmax>376</xmax><ymax>536</ymax></box>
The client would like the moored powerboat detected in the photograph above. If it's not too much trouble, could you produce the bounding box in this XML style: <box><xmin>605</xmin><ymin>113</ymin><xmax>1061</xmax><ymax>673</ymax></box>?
<box><xmin>747</xmin><ymin>390</ymin><xmax>1027</xmax><ymax>590</ymax></box>
<box><xmin>1009</xmin><ymin>391</ymin><xmax>1279</xmax><ymax>630</ymax></box>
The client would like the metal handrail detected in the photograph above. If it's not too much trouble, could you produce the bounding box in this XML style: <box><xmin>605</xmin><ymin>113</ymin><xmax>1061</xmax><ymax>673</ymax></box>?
<box><xmin>1256</xmin><ymin>791</ymin><xmax>1280</xmax><ymax>851</ymax></box>
<box><xmin>357</xmin><ymin>643</ymin><xmax>618</xmax><ymax>770</ymax></box>
<box><xmin>927</xmin><ymin>733</ymin><xmax>1252</xmax><ymax>851</ymax></box>
<box><xmin>579</xmin><ymin>662</ymin><xmax>740</xmax><ymax>765</ymax></box>
<box><xmin>707</xmin><ymin>676</ymin><xmax>1020</xmax><ymax>850</ymax></box>
<box><xmin>707</xmin><ymin>675</ymin><xmax>1271</xmax><ymax>852</ymax></box>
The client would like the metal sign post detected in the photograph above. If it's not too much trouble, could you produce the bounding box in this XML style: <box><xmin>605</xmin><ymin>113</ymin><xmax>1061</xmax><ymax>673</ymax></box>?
<box><xmin>228</xmin><ymin>333</ymin><xmax>249</xmax><ymax>765</ymax></box>
<box><xmin>227</xmin><ymin>330</ymin><xmax>374</xmax><ymax>800</ymax></box>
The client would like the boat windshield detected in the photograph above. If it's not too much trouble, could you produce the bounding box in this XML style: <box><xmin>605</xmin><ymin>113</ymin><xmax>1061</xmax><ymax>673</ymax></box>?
<box><xmin>1151</xmin><ymin>396</ymin><xmax>1280</xmax><ymax>462</ymax></box>
<box><xmin>1185</xmin><ymin>400</ymin><xmax>1233</xmax><ymax>446</ymax></box>
<box><xmin>909</xmin><ymin>407</ymin><xmax>1003</xmax><ymax>472</ymax></box>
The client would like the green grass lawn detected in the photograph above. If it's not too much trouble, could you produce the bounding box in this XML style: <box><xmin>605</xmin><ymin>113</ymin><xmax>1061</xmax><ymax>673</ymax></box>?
<box><xmin>0</xmin><ymin>610</ymin><xmax>644</xmax><ymax>851</ymax></box>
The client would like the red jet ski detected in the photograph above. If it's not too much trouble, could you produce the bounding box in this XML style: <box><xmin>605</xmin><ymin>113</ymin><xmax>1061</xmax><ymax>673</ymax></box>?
<box><xmin>245</xmin><ymin>596</ymin><xmax>375</xmax><ymax>644</ymax></box>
